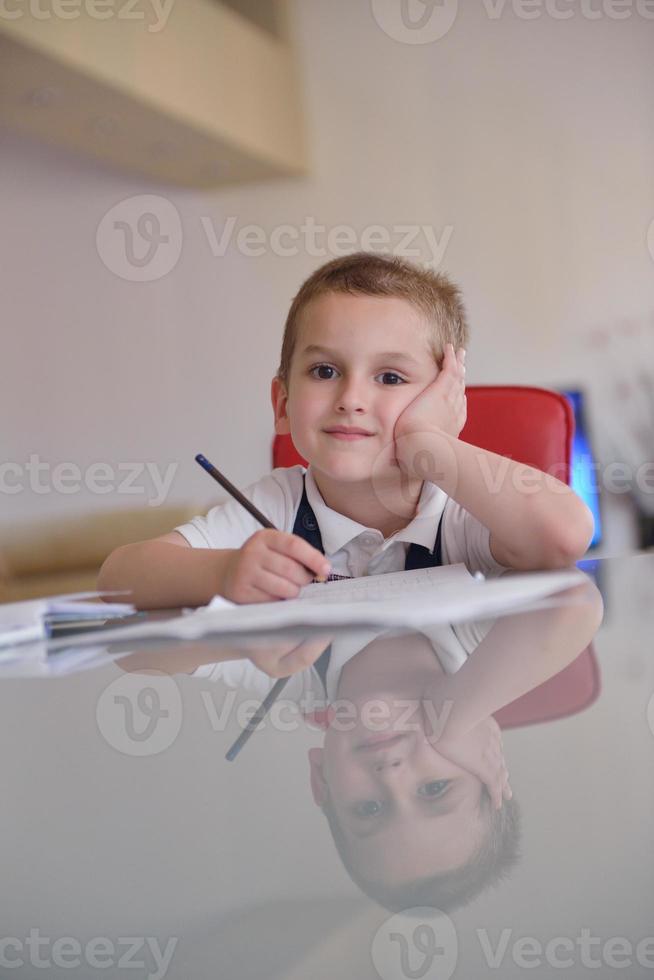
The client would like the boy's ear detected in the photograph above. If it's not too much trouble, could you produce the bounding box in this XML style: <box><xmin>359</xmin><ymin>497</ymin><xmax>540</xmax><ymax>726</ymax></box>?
<box><xmin>307</xmin><ymin>747</ymin><xmax>328</xmax><ymax>807</ymax></box>
<box><xmin>271</xmin><ymin>376</ymin><xmax>291</xmax><ymax>436</ymax></box>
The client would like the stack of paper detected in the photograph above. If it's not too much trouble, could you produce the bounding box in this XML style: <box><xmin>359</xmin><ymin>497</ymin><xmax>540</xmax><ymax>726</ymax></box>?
<box><xmin>46</xmin><ymin>564</ymin><xmax>586</xmax><ymax>650</ymax></box>
<box><xmin>0</xmin><ymin>593</ymin><xmax>135</xmax><ymax>649</ymax></box>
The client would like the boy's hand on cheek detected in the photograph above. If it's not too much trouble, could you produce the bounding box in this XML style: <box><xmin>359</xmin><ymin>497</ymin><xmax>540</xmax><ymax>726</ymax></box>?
<box><xmin>393</xmin><ymin>344</ymin><xmax>466</xmax><ymax>470</ymax></box>
<box><xmin>431</xmin><ymin>716</ymin><xmax>512</xmax><ymax>811</ymax></box>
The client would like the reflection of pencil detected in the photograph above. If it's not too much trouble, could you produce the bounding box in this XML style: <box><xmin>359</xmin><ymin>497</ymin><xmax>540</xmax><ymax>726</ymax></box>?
<box><xmin>225</xmin><ymin>678</ymin><xmax>289</xmax><ymax>762</ymax></box>
<box><xmin>194</xmin><ymin>454</ymin><xmax>327</xmax><ymax>582</ymax></box>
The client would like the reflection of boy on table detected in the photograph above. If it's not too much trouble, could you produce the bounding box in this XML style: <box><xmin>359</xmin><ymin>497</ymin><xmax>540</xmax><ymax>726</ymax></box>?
<box><xmin>180</xmin><ymin>576</ymin><xmax>603</xmax><ymax>912</ymax></box>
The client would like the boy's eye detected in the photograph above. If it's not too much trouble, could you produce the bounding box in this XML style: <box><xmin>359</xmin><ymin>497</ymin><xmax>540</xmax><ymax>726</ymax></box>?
<box><xmin>308</xmin><ymin>365</ymin><xmax>406</xmax><ymax>385</ymax></box>
<box><xmin>353</xmin><ymin>800</ymin><xmax>384</xmax><ymax>818</ymax></box>
<box><xmin>310</xmin><ymin>364</ymin><xmax>338</xmax><ymax>380</ymax></box>
<box><xmin>418</xmin><ymin>780</ymin><xmax>451</xmax><ymax>799</ymax></box>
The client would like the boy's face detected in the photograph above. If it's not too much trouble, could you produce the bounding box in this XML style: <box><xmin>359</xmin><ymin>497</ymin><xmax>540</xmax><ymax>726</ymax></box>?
<box><xmin>307</xmin><ymin>630</ymin><xmax>488</xmax><ymax>884</ymax></box>
<box><xmin>271</xmin><ymin>292</ymin><xmax>440</xmax><ymax>484</ymax></box>
<box><xmin>309</xmin><ymin>704</ymin><xmax>486</xmax><ymax>883</ymax></box>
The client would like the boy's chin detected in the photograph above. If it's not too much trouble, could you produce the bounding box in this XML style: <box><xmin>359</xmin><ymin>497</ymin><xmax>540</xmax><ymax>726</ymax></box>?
<box><xmin>314</xmin><ymin>456</ymin><xmax>400</xmax><ymax>485</ymax></box>
<box><xmin>314</xmin><ymin>461</ymin><xmax>375</xmax><ymax>484</ymax></box>
<box><xmin>309</xmin><ymin>445</ymin><xmax>402</xmax><ymax>482</ymax></box>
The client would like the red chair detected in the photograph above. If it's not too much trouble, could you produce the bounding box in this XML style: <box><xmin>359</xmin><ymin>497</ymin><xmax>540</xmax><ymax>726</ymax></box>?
<box><xmin>273</xmin><ymin>385</ymin><xmax>600</xmax><ymax>729</ymax></box>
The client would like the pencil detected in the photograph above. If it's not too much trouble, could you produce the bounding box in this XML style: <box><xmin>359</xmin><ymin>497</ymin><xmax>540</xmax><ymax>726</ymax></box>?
<box><xmin>195</xmin><ymin>454</ymin><xmax>276</xmax><ymax>529</ymax></box>
<box><xmin>194</xmin><ymin>453</ymin><xmax>327</xmax><ymax>581</ymax></box>
<box><xmin>195</xmin><ymin>452</ymin><xmax>325</xmax><ymax>762</ymax></box>
<box><xmin>224</xmin><ymin>677</ymin><xmax>289</xmax><ymax>761</ymax></box>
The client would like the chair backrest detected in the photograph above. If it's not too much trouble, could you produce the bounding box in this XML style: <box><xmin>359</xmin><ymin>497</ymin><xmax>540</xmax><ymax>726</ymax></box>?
<box><xmin>272</xmin><ymin>385</ymin><xmax>599</xmax><ymax>729</ymax></box>
<box><xmin>273</xmin><ymin>385</ymin><xmax>575</xmax><ymax>481</ymax></box>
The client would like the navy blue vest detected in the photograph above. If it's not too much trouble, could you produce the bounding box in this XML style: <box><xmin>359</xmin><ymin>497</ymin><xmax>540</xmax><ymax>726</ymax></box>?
<box><xmin>292</xmin><ymin>475</ymin><xmax>443</xmax><ymax>690</ymax></box>
<box><xmin>292</xmin><ymin>475</ymin><xmax>444</xmax><ymax>568</ymax></box>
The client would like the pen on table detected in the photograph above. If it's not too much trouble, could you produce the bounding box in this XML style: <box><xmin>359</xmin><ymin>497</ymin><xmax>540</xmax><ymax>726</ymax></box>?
<box><xmin>195</xmin><ymin>453</ymin><xmax>329</xmax><ymax>583</ymax></box>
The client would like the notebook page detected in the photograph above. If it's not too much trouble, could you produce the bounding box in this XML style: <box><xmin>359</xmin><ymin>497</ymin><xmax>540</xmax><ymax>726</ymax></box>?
<box><xmin>298</xmin><ymin>563</ymin><xmax>473</xmax><ymax>604</ymax></box>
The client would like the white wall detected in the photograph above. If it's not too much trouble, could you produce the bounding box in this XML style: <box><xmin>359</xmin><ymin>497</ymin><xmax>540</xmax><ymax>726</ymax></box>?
<box><xmin>1</xmin><ymin>0</ymin><xmax>653</xmax><ymax>549</ymax></box>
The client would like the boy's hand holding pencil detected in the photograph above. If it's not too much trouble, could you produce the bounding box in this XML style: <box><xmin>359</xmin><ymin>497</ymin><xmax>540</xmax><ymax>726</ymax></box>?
<box><xmin>195</xmin><ymin>454</ymin><xmax>331</xmax><ymax>604</ymax></box>
<box><xmin>220</xmin><ymin>529</ymin><xmax>331</xmax><ymax>604</ymax></box>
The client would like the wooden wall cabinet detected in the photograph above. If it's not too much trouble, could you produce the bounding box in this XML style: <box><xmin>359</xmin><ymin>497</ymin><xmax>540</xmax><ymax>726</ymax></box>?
<box><xmin>0</xmin><ymin>0</ymin><xmax>307</xmax><ymax>186</ymax></box>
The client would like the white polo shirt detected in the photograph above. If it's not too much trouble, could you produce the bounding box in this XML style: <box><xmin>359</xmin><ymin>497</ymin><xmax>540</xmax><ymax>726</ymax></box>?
<box><xmin>175</xmin><ymin>464</ymin><xmax>507</xmax><ymax>580</ymax></box>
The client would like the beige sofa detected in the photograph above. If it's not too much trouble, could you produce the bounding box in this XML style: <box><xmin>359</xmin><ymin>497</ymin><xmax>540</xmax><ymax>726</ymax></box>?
<box><xmin>0</xmin><ymin>505</ymin><xmax>199</xmax><ymax>602</ymax></box>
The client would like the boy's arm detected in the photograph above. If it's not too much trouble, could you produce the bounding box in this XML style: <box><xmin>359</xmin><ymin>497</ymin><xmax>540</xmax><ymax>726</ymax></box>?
<box><xmin>403</xmin><ymin>429</ymin><xmax>594</xmax><ymax>568</ymax></box>
<box><xmin>98</xmin><ymin>529</ymin><xmax>331</xmax><ymax>609</ymax></box>
<box><xmin>395</xmin><ymin>345</ymin><xmax>594</xmax><ymax>569</ymax></box>
<box><xmin>429</xmin><ymin>577</ymin><xmax>604</xmax><ymax>742</ymax></box>
<box><xmin>98</xmin><ymin>533</ymin><xmax>235</xmax><ymax>609</ymax></box>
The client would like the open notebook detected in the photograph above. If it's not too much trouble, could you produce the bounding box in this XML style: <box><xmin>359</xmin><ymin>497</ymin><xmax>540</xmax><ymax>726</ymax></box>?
<box><xmin>44</xmin><ymin>564</ymin><xmax>586</xmax><ymax>650</ymax></box>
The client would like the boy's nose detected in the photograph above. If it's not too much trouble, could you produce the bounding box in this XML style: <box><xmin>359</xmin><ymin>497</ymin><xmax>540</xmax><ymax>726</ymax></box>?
<box><xmin>336</xmin><ymin>378</ymin><xmax>367</xmax><ymax>414</ymax></box>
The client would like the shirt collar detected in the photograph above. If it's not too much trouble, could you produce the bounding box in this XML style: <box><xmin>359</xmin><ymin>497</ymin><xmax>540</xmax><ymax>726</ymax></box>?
<box><xmin>304</xmin><ymin>466</ymin><xmax>447</xmax><ymax>557</ymax></box>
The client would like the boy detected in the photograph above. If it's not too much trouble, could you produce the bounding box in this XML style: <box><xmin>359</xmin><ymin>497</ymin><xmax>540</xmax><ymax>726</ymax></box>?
<box><xmin>305</xmin><ymin>574</ymin><xmax>602</xmax><ymax>912</ymax></box>
<box><xmin>308</xmin><ymin>629</ymin><xmax>519</xmax><ymax>913</ymax></box>
<box><xmin>99</xmin><ymin>252</ymin><xmax>594</xmax><ymax>607</ymax></box>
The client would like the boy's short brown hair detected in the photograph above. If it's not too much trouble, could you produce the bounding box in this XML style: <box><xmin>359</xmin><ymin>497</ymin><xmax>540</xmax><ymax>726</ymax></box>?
<box><xmin>277</xmin><ymin>252</ymin><xmax>469</xmax><ymax>385</ymax></box>
<box><xmin>322</xmin><ymin>788</ymin><xmax>521</xmax><ymax>914</ymax></box>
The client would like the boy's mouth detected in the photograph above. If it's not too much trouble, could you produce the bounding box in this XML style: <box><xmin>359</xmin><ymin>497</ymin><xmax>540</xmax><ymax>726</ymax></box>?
<box><xmin>324</xmin><ymin>426</ymin><xmax>374</xmax><ymax>440</ymax></box>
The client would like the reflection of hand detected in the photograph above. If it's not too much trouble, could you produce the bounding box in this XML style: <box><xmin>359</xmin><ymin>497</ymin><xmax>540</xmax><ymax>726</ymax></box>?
<box><xmin>432</xmin><ymin>717</ymin><xmax>512</xmax><ymax>811</ymax></box>
<box><xmin>115</xmin><ymin>633</ymin><xmax>331</xmax><ymax>678</ymax></box>
<box><xmin>245</xmin><ymin>634</ymin><xmax>332</xmax><ymax>679</ymax></box>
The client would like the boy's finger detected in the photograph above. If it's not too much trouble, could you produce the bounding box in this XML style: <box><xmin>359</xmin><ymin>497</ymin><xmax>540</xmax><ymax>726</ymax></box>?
<box><xmin>271</xmin><ymin>533</ymin><xmax>331</xmax><ymax>579</ymax></box>
<box><xmin>437</xmin><ymin>343</ymin><xmax>455</xmax><ymax>373</ymax></box>
<box><xmin>280</xmin><ymin>635</ymin><xmax>333</xmax><ymax>672</ymax></box>
<box><xmin>254</xmin><ymin>568</ymin><xmax>304</xmax><ymax>601</ymax></box>
<box><xmin>490</xmin><ymin>779</ymin><xmax>503</xmax><ymax>810</ymax></box>
<box><xmin>264</xmin><ymin>551</ymin><xmax>315</xmax><ymax>588</ymax></box>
